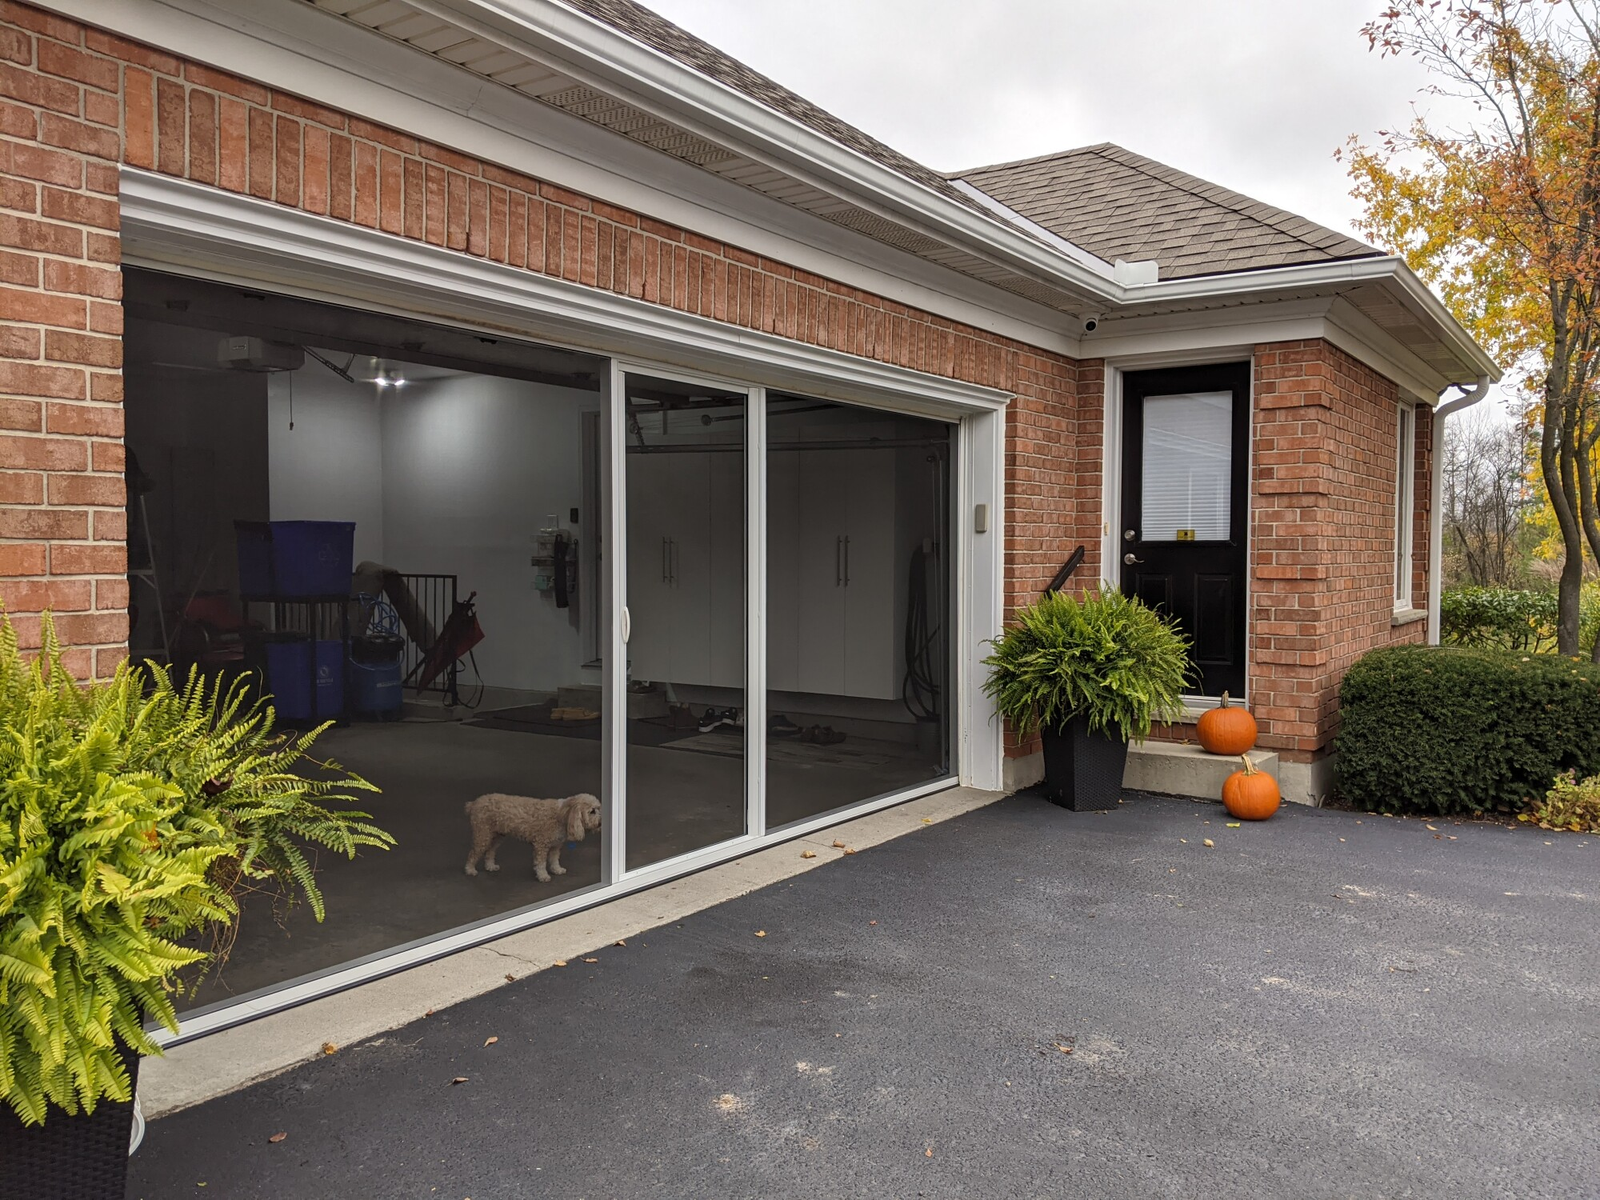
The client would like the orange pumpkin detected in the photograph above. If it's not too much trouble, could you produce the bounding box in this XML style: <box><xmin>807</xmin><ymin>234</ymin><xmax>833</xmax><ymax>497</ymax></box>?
<box><xmin>1222</xmin><ymin>755</ymin><xmax>1280</xmax><ymax>821</ymax></box>
<box><xmin>1196</xmin><ymin>691</ymin><xmax>1257</xmax><ymax>755</ymax></box>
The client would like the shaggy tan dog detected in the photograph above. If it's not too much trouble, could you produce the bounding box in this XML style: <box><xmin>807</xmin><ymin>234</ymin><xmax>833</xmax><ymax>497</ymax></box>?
<box><xmin>463</xmin><ymin>792</ymin><xmax>602</xmax><ymax>882</ymax></box>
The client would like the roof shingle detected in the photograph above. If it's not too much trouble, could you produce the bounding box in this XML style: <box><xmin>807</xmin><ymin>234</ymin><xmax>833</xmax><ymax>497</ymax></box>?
<box><xmin>952</xmin><ymin>143</ymin><xmax>1381</xmax><ymax>279</ymax></box>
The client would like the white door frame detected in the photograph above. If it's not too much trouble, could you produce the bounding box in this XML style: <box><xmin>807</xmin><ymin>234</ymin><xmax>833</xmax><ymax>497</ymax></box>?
<box><xmin>118</xmin><ymin>169</ymin><xmax>1009</xmax><ymax>1044</ymax></box>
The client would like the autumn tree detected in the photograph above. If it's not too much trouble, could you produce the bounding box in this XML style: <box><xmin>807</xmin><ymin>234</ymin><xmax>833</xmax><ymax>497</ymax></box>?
<box><xmin>1440</xmin><ymin>409</ymin><xmax>1534</xmax><ymax>585</ymax></box>
<box><xmin>1346</xmin><ymin>0</ymin><xmax>1600</xmax><ymax>657</ymax></box>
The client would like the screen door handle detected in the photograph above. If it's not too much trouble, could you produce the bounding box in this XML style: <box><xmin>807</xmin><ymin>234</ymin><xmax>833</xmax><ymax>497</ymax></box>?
<box><xmin>621</xmin><ymin>605</ymin><xmax>631</xmax><ymax>643</ymax></box>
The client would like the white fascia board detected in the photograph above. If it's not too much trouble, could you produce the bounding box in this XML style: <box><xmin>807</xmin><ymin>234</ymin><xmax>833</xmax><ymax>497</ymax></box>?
<box><xmin>1120</xmin><ymin>256</ymin><xmax>1500</xmax><ymax>385</ymax></box>
<box><xmin>118</xmin><ymin>168</ymin><xmax>1013</xmax><ymax>417</ymax></box>
<box><xmin>36</xmin><ymin>0</ymin><xmax>1081</xmax><ymax>355</ymax></box>
<box><xmin>1087</xmin><ymin>294</ymin><xmax>1452</xmax><ymax>403</ymax></box>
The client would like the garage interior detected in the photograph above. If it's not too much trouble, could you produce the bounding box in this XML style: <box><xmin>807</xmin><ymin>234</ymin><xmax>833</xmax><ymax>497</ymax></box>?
<box><xmin>123</xmin><ymin>270</ymin><xmax>952</xmax><ymax>1010</ymax></box>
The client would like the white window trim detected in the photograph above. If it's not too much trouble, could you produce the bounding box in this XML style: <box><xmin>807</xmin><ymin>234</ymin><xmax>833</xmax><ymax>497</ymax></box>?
<box><xmin>120</xmin><ymin>168</ymin><xmax>1008</xmax><ymax>1044</ymax></box>
<box><xmin>1394</xmin><ymin>402</ymin><xmax>1418</xmax><ymax>610</ymax></box>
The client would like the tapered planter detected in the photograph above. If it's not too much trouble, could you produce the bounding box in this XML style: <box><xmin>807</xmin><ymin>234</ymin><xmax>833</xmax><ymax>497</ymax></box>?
<box><xmin>1040</xmin><ymin>714</ymin><xmax>1128</xmax><ymax>811</ymax></box>
<box><xmin>1</xmin><ymin>1050</ymin><xmax>139</xmax><ymax>1200</ymax></box>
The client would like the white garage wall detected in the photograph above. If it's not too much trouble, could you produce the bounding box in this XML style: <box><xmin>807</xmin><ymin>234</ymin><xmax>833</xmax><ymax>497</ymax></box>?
<box><xmin>267</xmin><ymin>368</ymin><xmax>385</xmax><ymax>567</ymax></box>
<box><xmin>380</xmin><ymin>375</ymin><xmax>599</xmax><ymax>693</ymax></box>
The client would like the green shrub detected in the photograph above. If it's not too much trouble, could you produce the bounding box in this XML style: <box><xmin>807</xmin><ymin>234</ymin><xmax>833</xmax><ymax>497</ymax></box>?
<box><xmin>1336</xmin><ymin>644</ymin><xmax>1600</xmax><ymax>816</ymax></box>
<box><xmin>0</xmin><ymin>614</ymin><xmax>390</xmax><ymax>1126</ymax></box>
<box><xmin>1439</xmin><ymin>586</ymin><xmax>1559</xmax><ymax>652</ymax></box>
<box><xmin>1521</xmin><ymin>770</ymin><xmax>1600</xmax><ymax>833</ymax></box>
<box><xmin>1583</xmin><ymin>581</ymin><xmax>1600</xmax><ymax>659</ymax></box>
<box><xmin>982</xmin><ymin>588</ymin><xmax>1191</xmax><ymax>742</ymax></box>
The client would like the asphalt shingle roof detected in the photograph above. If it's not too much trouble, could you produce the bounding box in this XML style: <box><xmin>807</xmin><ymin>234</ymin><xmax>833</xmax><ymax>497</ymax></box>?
<box><xmin>952</xmin><ymin>143</ymin><xmax>1382</xmax><ymax>279</ymax></box>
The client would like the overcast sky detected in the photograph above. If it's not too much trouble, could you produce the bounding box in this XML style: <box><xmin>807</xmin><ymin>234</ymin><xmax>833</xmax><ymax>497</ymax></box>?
<box><xmin>646</xmin><ymin>0</ymin><xmax>1440</xmax><ymax>246</ymax></box>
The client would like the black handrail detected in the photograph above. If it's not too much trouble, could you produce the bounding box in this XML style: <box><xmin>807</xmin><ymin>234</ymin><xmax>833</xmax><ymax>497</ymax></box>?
<box><xmin>1043</xmin><ymin>545</ymin><xmax>1086</xmax><ymax>596</ymax></box>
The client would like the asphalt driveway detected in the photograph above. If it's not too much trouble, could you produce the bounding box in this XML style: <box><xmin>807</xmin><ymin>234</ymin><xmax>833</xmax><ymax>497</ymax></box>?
<box><xmin>126</xmin><ymin>793</ymin><xmax>1600</xmax><ymax>1199</ymax></box>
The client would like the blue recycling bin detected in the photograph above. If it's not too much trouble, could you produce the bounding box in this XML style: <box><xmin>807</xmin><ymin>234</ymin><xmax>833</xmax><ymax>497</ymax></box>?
<box><xmin>235</xmin><ymin>521</ymin><xmax>355</xmax><ymax>598</ymax></box>
<box><xmin>263</xmin><ymin>637</ymin><xmax>344</xmax><ymax>721</ymax></box>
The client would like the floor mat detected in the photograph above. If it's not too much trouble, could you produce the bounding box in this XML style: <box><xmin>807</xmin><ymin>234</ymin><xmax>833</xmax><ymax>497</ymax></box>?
<box><xmin>663</xmin><ymin>730</ymin><xmax>899</xmax><ymax>768</ymax></box>
<box><xmin>466</xmin><ymin>703</ymin><xmax>685</xmax><ymax>746</ymax></box>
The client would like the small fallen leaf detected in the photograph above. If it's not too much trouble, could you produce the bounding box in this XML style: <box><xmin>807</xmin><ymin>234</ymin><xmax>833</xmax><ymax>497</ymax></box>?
<box><xmin>754</xmin><ymin>930</ymin><xmax>767</xmax><ymax>938</ymax></box>
<box><xmin>1179</xmin><ymin>838</ymin><xmax>1188</xmax><ymax>844</ymax></box>
<box><xmin>321</xmin><ymin>1042</ymin><xmax>338</xmax><ymax>1056</ymax></box>
<box><xmin>268</xmin><ymin>1132</ymin><xmax>287</xmax><ymax>1144</ymax></box>
<box><xmin>553</xmin><ymin>960</ymin><xmax>567</xmax><ymax>967</ymax></box>
<box><xmin>583</xmin><ymin>957</ymin><xmax>599</xmax><ymax>963</ymax></box>
<box><xmin>843</xmin><ymin>847</ymin><xmax>857</xmax><ymax>855</ymax></box>
<box><xmin>1226</xmin><ymin>822</ymin><xmax>1241</xmax><ymax>828</ymax></box>
<box><xmin>614</xmin><ymin>940</ymin><xmax>627</xmax><ymax>947</ymax></box>
<box><xmin>425</xmin><ymin>1009</ymin><xmax>435</xmax><ymax>1017</ymax></box>
<box><xmin>451</xmin><ymin>1076</ymin><xmax>468</xmax><ymax>1085</ymax></box>
<box><xmin>483</xmin><ymin>1036</ymin><xmax>498</xmax><ymax>1047</ymax></box>
<box><xmin>1426</xmin><ymin>825</ymin><xmax>1438</xmax><ymax>831</ymax></box>
<box><xmin>925</xmin><ymin>1147</ymin><xmax>934</xmax><ymax>1157</ymax></box>
<box><xmin>920</xmin><ymin>817</ymin><xmax>932</xmax><ymax>824</ymax></box>
<box><xmin>1203</xmin><ymin>839</ymin><xmax>1214</xmax><ymax>848</ymax></box>
<box><xmin>800</xmin><ymin>850</ymin><xmax>816</xmax><ymax>859</ymax></box>
<box><xmin>504</xmin><ymin>974</ymin><xmax>515</xmax><ymax>982</ymax></box>
<box><xmin>868</xmin><ymin>920</ymin><xmax>878</xmax><ymax>926</ymax></box>
<box><xmin>832</xmin><ymin>839</ymin><xmax>846</xmax><ymax>848</ymax></box>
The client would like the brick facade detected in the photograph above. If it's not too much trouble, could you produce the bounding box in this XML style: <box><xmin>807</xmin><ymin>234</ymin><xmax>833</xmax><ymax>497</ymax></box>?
<box><xmin>1242</xmin><ymin>340</ymin><xmax>1430</xmax><ymax>760</ymax></box>
<box><xmin>0</xmin><ymin>2</ymin><xmax>1424</xmax><ymax>768</ymax></box>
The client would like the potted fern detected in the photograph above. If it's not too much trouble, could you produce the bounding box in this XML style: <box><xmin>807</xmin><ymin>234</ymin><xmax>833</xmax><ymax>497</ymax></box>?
<box><xmin>983</xmin><ymin>589</ymin><xmax>1191</xmax><ymax>810</ymax></box>
<box><xmin>0</xmin><ymin>614</ymin><xmax>391</xmax><ymax>1199</ymax></box>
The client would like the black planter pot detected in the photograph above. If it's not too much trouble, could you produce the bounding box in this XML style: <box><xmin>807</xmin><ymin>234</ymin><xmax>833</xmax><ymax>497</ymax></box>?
<box><xmin>1039</xmin><ymin>715</ymin><xmax>1129</xmax><ymax>811</ymax></box>
<box><xmin>1</xmin><ymin>1050</ymin><xmax>139</xmax><ymax>1200</ymax></box>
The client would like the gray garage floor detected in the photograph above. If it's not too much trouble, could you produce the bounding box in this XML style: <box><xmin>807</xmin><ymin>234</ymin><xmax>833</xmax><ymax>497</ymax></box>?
<box><xmin>128</xmin><ymin>793</ymin><xmax>1599</xmax><ymax>1199</ymax></box>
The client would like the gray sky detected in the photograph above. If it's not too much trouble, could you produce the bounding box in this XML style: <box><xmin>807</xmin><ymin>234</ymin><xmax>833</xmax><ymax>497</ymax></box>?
<box><xmin>646</xmin><ymin>0</ymin><xmax>1438</xmax><ymax>245</ymax></box>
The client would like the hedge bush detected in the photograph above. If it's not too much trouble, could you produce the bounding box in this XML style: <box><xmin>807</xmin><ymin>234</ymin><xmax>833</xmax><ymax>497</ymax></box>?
<box><xmin>1337</xmin><ymin>644</ymin><xmax>1600</xmax><ymax>816</ymax></box>
<box><xmin>1439</xmin><ymin>586</ymin><xmax>1558</xmax><ymax>652</ymax></box>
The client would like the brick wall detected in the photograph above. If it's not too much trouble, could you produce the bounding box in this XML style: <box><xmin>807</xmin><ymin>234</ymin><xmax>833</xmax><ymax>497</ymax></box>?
<box><xmin>0</xmin><ymin>1</ymin><xmax>1087</xmax><ymax>678</ymax></box>
<box><xmin>1245</xmin><ymin>339</ymin><xmax>1429</xmax><ymax>759</ymax></box>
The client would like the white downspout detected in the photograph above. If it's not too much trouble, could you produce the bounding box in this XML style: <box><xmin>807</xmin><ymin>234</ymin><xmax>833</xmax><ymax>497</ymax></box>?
<box><xmin>1427</xmin><ymin>376</ymin><xmax>1492</xmax><ymax>643</ymax></box>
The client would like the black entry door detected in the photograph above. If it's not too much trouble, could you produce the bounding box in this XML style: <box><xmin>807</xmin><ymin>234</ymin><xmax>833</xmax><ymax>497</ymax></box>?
<box><xmin>1120</xmin><ymin>362</ymin><xmax>1250</xmax><ymax>697</ymax></box>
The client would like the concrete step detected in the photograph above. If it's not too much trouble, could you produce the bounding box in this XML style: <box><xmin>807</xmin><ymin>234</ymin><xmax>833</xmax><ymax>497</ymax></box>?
<box><xmin>1124</xmin><ymin>740</ymin><xmax>1278</xmax><ymax>801</ymax></box>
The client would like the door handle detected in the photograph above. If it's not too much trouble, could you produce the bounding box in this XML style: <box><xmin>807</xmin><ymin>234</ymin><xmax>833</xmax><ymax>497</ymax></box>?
<box><xmin>621</xmin><ymin>605</ymin><xmax>631</xmax><ymax>644</ymax></box>
<box><xmin>661</xmin><ymin>536</ymin><xmax>669</xmax><ymax>584</ymax></box>
<box><xmin>843</xmin><ymin>535</ymin><xmax>851</xmax><ymax>586</ymax></box>
<box><xmin>835</xmin><ymin>535</ymin><xmax>843</xmax><ymax>587</ymax></box>
<box><xmin>1123</xmin><ymin>552</ymin><xmax>1143</xmax><ymax>565</ymax></box>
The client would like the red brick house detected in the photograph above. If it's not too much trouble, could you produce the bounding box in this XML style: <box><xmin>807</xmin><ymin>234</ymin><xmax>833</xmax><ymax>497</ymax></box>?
<box><xmin>0</xmin><ymin>0</ymin><xmax>1495</xmax><ymax>1033</ymax></box>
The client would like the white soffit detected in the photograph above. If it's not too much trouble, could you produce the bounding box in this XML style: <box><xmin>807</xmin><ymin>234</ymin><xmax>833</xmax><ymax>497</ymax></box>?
<box><xmin>307</xmin><ymin>0</ymin><xmax>1102</xmax><ymax>315</ymax></box>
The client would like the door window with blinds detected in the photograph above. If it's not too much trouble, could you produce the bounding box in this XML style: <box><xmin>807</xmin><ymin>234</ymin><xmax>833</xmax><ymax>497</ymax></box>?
<box><xmin>1140</xmin><ymin>390</ymin><xmax>1233</xmax><ymax>541</ymax></box>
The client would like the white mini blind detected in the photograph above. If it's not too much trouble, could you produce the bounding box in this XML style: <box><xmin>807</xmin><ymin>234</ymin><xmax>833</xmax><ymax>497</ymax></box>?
<box><xmin>1141</xmin><ymin>391</ymin><xmax>1232</xmax><ymax>541</ymax></box>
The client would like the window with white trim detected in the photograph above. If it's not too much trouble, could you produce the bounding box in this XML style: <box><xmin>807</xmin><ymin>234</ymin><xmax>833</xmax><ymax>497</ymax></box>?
<box><xmin>1394</xmin><ymin>404</ymin><xmax>1416</xmax><ymax>607</ymax></box>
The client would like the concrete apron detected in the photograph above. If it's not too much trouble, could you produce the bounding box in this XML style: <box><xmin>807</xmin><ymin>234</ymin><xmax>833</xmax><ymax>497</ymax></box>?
<box><xmin>139</xmin><ymin>785</ymin><xmax>1004</xmax><ymax>1120</ymax></box>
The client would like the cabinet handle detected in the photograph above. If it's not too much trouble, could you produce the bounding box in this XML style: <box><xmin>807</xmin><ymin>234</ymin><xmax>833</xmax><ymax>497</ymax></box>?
<box><xmin>844</xmin><ymin>535</ymin><xmax>851</xmax><ymax>587</ymax></box>
<box><xmin>671</xmin><ymin>538</ymin><xmax>679</xmax><ymax>586</ymax></box>
<box><xmin>835</xmin><ymin>535</ymin><xmax>842</xmax><ymax>587</ymax></box>
<box><xmin>661</xmin><ymin>536</ymin><xmax>669</xmax><ymax>583</ymax></box>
